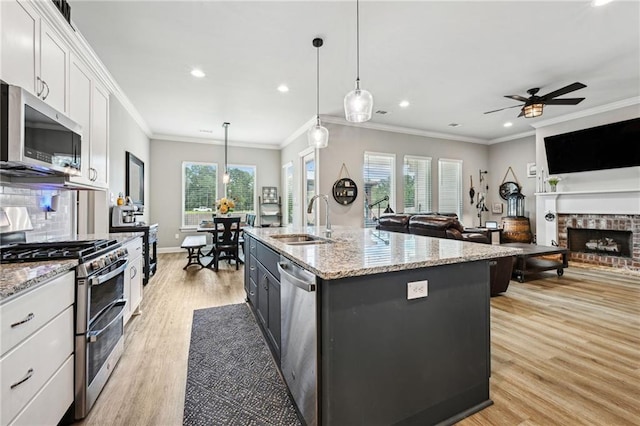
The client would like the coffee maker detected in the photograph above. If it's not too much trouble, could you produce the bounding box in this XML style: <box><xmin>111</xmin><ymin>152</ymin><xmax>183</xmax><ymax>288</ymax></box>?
<box><xmin>111</xmin><ymin>205</ymin><xmax>142</xmax><ymax>227</ymax></box>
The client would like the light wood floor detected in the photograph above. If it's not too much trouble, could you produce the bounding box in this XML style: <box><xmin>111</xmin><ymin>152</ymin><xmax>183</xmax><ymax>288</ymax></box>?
<box><xmin>76</xmin><ymin>254</ymin><xmax>639</xmax><ymax>426</ymax></box>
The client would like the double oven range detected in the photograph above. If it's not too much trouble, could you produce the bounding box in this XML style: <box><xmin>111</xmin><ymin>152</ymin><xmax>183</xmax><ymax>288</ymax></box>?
<box><xmin>1</xmin><ymin>239</ymin><xmax>128</xmax><ymax>419</ymax></box>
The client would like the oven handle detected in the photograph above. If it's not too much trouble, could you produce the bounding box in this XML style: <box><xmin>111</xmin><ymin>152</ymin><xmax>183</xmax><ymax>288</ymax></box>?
<box><xmin>87</xmin><ymin>300</ymin><xmax>126</xmax><ymax>343</ymax></box>
<box><xmin>90</xmin><ymin>258</ymin><xmax>128</xmax><ymax>286</ymax></box>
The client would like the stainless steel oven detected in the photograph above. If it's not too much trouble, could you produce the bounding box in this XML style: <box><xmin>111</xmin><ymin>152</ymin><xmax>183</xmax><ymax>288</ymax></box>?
<box><xmin>75</xmin><ymin>246</ymin><xmax>128</xmax><ymax>419</ymax></box>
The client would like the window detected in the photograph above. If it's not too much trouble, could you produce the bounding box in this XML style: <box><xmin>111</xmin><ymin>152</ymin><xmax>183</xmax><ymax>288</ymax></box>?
<box><xmin>403</xmin><ymin>155</ymin><xmax>432</xmax><ymax>213</ymax></box>
<box><xmin>364</xmin><ymin>152</ymin><xmax>395</xmax><ymax>227</ymax></box>
<box><xmin>183</xmin><ymin>161</ymin><xmax>217</xmax><ymax>227</ymax></box>
<box><xmin>438</xmin><ymin>159</ymin><xmax>463</xmax><ymax>218</ymax></box>
<box><xmin>225</xmin><ymin>165</ymin><xmax>256</xmax><ymax>214</ymax></box>
<box><xmin>283</xmin><ymin>162</ymin><xmax>293</xmax><ymax>225</ymax></box>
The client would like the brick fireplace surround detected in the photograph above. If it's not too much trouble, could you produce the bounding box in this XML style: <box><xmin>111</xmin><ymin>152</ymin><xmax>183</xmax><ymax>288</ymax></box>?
<box><xmin>557</xmin><ymin>213</ymin><xmax>640</xmax><ymax>272</ymax></box>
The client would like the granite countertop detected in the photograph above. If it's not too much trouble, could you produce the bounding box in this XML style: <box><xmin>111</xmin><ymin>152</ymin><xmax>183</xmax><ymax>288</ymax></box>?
<box><xmin>0</xmin><ymin>260</ymin><xmax>77</xmax><ymax>304</ymax></box>
<box><xmin>244</xmin><ymin>226</ymin><xmax>522</xmax><ymax>280</ymax></box>
<box><xmin>0</xmin><ymin>232</ymin><xmax>143</xmax><ymax>304</ymax></box>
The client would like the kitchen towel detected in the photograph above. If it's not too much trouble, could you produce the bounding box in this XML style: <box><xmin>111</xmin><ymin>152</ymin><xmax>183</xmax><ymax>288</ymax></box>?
<box><xmin>183</xmin><ymin>303</ymin><xmax>300</xmax><ymax>426</ymax></box>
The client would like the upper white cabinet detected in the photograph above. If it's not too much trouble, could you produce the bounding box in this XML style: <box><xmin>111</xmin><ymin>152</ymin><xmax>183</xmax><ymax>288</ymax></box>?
<box><xmin>0</xmin><ymin>0</ymin><xmax>68</xmax><ymax>114</ymax></box>
<box><xmin>68</xmin><ymin>54</ymin><xmax>109</xmax><ymax>189</ymax></box>
<box><xmin>91</xmin><ymin>82</ymin><xmax>109</xmax><ymax>187</ymax></box>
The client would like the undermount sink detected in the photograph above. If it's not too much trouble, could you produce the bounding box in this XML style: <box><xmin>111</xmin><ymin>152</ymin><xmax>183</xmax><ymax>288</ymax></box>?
<box><xmin>270</xmin><ymin>234</ymin><xmax>331</xmax><ymax>245</ymax></box>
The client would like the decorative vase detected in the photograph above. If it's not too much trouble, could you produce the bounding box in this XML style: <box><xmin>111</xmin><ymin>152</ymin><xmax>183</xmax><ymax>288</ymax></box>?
<box><xmin>549</xmin><ymin>183</ymin><xmax>557</xmax><ymax>192</ymax></box>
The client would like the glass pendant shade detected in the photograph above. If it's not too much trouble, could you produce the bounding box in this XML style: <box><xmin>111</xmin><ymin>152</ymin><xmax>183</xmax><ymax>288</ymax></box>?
<box><xmin>308</xmin><ymin>121</ymin><xmax>329</xmax><ymax>148</ymax></box>
<box><xmin>344</xmin><ymin>82</ymin><xmax>374</xmax><ymax>122</ymax></box>
<box><xmin>222</xmin><ymin>172</ymin><xmax>230</xmax><ymax>184</ymax></box>
<box><xmin>523</xmin><ymin>103</ymin><xmax>544</xmax><ymax>118</ymax></box>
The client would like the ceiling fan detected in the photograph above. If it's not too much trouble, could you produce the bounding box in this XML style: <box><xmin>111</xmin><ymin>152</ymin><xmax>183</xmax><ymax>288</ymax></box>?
<box><xmin>484</xmin><ymin>82</ymin><xmax>587</xmax><ymax>118</ymax></box>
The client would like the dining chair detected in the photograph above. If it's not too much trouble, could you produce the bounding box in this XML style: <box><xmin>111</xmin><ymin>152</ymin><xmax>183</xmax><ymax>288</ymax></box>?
<box><xmin>212</xmin><ymin>216</ymin><xmax>241</xmax><ymax>271</ymax></box>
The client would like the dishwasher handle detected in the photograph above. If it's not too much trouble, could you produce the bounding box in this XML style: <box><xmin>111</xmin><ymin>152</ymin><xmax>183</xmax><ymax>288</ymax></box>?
<box><xmin>277</xmin><ymin>262</ymin><xmax>316</xmax><ymax>292</ymax></box>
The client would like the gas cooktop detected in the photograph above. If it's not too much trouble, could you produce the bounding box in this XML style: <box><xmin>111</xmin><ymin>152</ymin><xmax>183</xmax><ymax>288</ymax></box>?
<box><xmin>0</xmin><ymin>240</ymin><xmax>119</xmax><ymax>263</ymax></box>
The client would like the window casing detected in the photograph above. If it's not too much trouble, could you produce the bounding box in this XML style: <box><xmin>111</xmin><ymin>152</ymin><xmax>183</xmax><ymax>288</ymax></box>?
<box><xmin>364</xmin><ymin>152</ymin><xmax>396</xmax><ymax>227</ymax></box>
<box><xmin>182</xmin><ymin>161</ymin><xmax>217</xmax><ymax>227</ymax></box>
<box><xmin>403</xmin><ymin>155</ymin><xmax>432</xmax><ymax>213</ymax></box>
<box><xmin>438</xmin><ymin>159</ymin><xmax>463</xmax><ymax>218</ymax></box>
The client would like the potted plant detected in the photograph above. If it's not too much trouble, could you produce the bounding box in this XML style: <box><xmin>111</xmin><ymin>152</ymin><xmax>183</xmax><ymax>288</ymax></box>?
<box><xmin>545</xmin><ymin>176</ymin><xmax>562</xmax><ymax>192</ymax></box>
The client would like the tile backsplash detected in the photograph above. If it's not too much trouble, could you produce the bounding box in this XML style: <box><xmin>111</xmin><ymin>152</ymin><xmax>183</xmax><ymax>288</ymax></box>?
<box><xmin>0</xmin><ymin>185</ymin><xmax>73</xmax><ymax>241</ymax></box>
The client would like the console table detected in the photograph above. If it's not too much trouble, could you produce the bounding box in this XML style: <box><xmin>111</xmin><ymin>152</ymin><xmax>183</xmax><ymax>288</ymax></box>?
<box><xmin>502</xmin><ymin>242</ymin><xmax>568</xmax><ymax>282</ymax></box>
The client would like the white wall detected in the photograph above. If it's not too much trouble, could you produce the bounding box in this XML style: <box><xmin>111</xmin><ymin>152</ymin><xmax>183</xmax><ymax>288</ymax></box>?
<box><xmin>280</xmin><ymin>122</ymin><xmax>491</xmax><ymax>228</ymax></box>
<box><xmin>109</xmin><ymin>97</ymin><xmax>151</xmax><ymax>224</ymax></box>
<box><xmin>150</xmin><ymin>138</ymin><xmax>280</xmax><ymax>248</ymax></box>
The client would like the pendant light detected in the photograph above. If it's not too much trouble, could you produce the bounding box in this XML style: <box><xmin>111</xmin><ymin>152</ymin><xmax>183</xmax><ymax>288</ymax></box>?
<box><xmin>308</xmin><ymin>37</ymin><xmax>329</xmax><ymax>149</ymax></box>
<box><xmin>222</xmin><ymin>122</ymin><xmax>230</xmax><ymax>184</ymax></box>
<box><xmin>344</xmin><ymin>0</ymin><xmax>373</xmax><ymax>123</ymax></box>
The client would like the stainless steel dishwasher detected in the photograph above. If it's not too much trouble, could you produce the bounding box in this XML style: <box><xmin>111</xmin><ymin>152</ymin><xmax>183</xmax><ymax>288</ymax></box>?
<box><xmin>277</xmin><ymin>256</ymin><xmax>318</xmax><ymax>426</ymax></box>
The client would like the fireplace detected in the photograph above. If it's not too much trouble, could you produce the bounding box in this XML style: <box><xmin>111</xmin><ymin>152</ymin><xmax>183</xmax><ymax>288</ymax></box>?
<box><xmin>557</xmin><ymin>213</ymin><xmax>639</xmax><ymax>272</ymax></box>
<box><xmin>567</xmin><ymin>228</ymin><xmax>632</xmax><ymax>258</ymax></box>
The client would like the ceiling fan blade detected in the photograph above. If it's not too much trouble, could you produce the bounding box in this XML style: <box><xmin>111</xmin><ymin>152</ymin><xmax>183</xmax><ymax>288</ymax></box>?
<box><xmin>517</xmin><ymin>109</ymin><xmax>525</xmax><ymax>118</ymax></box>
<box><xmin>543</xmin><ymin>98</ymin><xmax>585</xmax><ymax>105</ymax></box>
<box><xmin>484</xmin><ymin>104</ymin><xmax>522</xmax><ymax>114</ymax></box>
<box><xmin>540</xmin><ymin>82</ymin><xmax>587</xmax><ymax>100</ymax></box>
<box><xmin>504</xmin><ymin>95</ymin><xmax>529</xmax><ymax>102</ymax></box>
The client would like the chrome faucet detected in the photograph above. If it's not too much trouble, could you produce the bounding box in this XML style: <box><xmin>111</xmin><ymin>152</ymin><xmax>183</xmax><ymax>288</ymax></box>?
<box><xmin>307</xmin><ymin>194</ymin><xmax>331</xmax><ymax>237</ymax></box>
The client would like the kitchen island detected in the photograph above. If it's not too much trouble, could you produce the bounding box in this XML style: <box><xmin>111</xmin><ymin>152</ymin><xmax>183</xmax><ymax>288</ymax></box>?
<box><xmin>243</xmin><ymin>226</ymin><xmax>520</xmax><ymax>426</ymax></box>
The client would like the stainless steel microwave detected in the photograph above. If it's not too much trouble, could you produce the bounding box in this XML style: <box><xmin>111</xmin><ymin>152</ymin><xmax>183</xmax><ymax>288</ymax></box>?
<box><xmin>1</xmin><ymin>81</ymin><xmax>82</xmax><ymax>177</ymax></box>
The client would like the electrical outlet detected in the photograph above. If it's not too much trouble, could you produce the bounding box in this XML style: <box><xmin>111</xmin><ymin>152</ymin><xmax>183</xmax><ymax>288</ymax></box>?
<box><xmin>175</xmin><ymin>233</ymin><xmax>179</xmax><ymax>239</ymax></box>
<box><xmin>407</xmin><ymin>280</ymin><xmax>428</xmax><ymax>300</ymax></box>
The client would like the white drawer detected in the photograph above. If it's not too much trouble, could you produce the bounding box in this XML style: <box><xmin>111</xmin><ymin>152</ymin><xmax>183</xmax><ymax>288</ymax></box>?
<box><xmin>123</xmin><ymin>237</ymin><xmax>143</xmax><ymax>261</ymax></box>
<box><xmin>8</xmin><ymin>356</ymin><xmax>74</xmax><ymax>426</ymax></box>
<box><xmin>0</xmin><ymin>271</ymin><xmax>74</xmax><ymax>356</ymax></box>
<box><xmin>1</xmin><ymin>306</ymin><xmax>74</xmax><ymax>425</ymax></box>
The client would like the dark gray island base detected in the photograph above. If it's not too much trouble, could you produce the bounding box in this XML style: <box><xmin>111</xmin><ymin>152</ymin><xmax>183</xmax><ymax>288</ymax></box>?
<box><xmin>243</xmin><ymin>227</ymin><xmax>520</xmax><ymax>425</ymax></box>
<box><xmin>320</xmin><ymin>261</ymin><xmax>491</xmax><ymax>425</ymax></box>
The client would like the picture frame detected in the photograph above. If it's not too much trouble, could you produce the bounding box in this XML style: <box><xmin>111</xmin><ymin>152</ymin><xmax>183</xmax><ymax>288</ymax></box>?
<box><xmin>492</xmin><ymin>202</ymin><xmax>503</xmax><ymax>214</ymax></box>
<box><xmin>526</xmin><ymin>162</ymin><xmax>536</xmax><ymax>178</ymax></box>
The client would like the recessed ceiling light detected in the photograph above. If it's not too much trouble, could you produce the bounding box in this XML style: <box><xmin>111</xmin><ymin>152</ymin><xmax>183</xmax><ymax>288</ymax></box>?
<box><xmin>399</xmin><ymin>100</ymin><xmax>410</xmax><ymax>108</ymax></box>
<box><xmin>592</xmin><ymin>0</ymin><xmax>613</xmax><ymax>7</ymax></box>
<box><xmin>191</xmin><ymin>69</ymin><xmax>205</xmax><ymax>78</ymax></box>
<box><xmin>448</xmin><ymin>123</ymin><xmax>461</xmax><ymax>127</ymax></box>
<box><xmin>503</xmin><ymin>122</ymin><xmax>513</xmax><ymax>128</ymax></box>
<box><xmin>277</xmin><ymin>84</ymin><xmax>289</xmax><ymax>93</ymax></box>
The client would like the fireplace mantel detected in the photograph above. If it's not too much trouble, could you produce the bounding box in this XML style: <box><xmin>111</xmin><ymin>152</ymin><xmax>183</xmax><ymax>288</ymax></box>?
<box><xmin>535</xmin><ymin>188</ymin><xmax>640</xmax><ymax>246</ymax></box>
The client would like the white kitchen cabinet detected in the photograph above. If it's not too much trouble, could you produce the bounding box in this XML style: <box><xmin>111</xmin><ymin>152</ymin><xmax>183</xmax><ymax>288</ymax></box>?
<box><xmin>68</xmin><ymin>53</ymin><xmax>109</xmax><ymax>189</ymax></box>
<box><xmin>0</xmin><ymin>0</ymin><xmax>68</xmax><ymax>113</ymax></box>
<box><xmin>0</xmin><ymin>271</ymin><xmax>74</xmax><ymax>426</ymax></box>
<box><xmin>90</xmin><ymin>82</ymin><xmax>109</xmax><ymax>187</ymax></box>
<box><xmin>122</xmin><ymin>237</ymin><xmax>144</xmax><ymax>324</ymax></box>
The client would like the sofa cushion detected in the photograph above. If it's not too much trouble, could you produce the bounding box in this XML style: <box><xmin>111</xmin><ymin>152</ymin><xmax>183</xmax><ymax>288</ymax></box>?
<box><xmin>377</xmin><ymin>214</ymin><xmax>412</xmax><ymax>233</ymax></box>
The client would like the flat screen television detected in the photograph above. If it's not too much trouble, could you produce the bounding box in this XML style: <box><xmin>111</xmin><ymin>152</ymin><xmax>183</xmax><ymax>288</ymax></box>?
<box><xmin>544</xmin><ymin>117</ymin><xmax>640</xmax><ymax>174</ymax></box>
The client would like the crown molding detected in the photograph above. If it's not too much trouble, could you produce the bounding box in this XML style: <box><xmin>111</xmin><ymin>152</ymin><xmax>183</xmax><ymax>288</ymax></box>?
<box><xmin>488</xmin><ymin>130</ymin><xmax>536</xmax><ymax>145</ymax></box>
<box><xmin>531</xmin><ymin>97</ymin><xmax>640</xmax><ymax>129</ymax></box>
<box><xmin>319</xmin><ymin>115</ymin><xmax>490</xmax><ymax>144</ymax></box>
<box><xmin>32</xmin><ymin>0</ymin><xmax>153</xmax><ymax>138</ymax></box>
<box><xmin>152</xmin><ymin>134</ymin><xmax>281</xmax><ymax>150</ymax></box>
<box><xmin>280</xmin><ymin>116</ymin><xmax>318</xmax><ymax>149</ymax></box>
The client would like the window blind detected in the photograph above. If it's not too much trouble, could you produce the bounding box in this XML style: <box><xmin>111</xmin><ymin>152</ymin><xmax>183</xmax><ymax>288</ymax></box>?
<box><xmin>404</xmin><ymin>155</ymin><xmax>432</xmax><ymax>213</ymax></box>
<box><xmin>363</xmin><ymin>152</ymin><xmax>395</xmax><ymax>227</ymax></box>
<box><xmin>284</xmin><ymin>163</ymin><xmax>293</xmax><ymax>225</ymax></box>
<box><xmin>438</xmin><ymin>159</ymin><xmax>463</xmax><ymax>218</ymax></box>
<box><xmin>183</xmin><ymin>162</ymin><xmax>217</xmax><ymax>227</ymax></box>
<box><xmin>225</xmin><ymin>165</ymin><xmax>256</xmax><ymax>213</ymax></box>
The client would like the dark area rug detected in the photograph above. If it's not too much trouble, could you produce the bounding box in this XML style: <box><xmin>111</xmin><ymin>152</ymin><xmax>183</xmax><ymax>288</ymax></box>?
<box><xmin>183</xmin><ymin>303</ymin><xmax>301</xmax><ymax>426</ymax></box>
